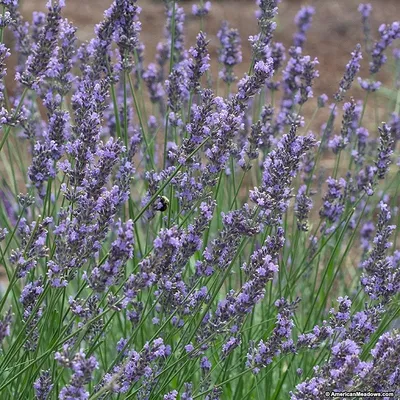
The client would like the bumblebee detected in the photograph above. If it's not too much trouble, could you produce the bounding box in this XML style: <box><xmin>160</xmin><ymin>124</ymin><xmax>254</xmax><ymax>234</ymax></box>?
<box><xmin>156</xmin><ymin>195</ymin><xmax>170</xmax><ymax>212</ymax></box>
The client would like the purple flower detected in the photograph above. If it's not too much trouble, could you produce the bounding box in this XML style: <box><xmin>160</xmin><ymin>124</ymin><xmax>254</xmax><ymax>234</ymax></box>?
<box><xmin>0</xmin><ymin>308</ymin><xmax>12</xmax><ymax>345</ymax></box>
<box><xmin>370</xmin><ymin>22</ymin><xmax>400</xmax><ymax>74</ymax></box>
<box><xmin>33</xmin><ymin>370</ymin><xmax>53</xmax><ymax>400</ymax></box>
<box><xmin>358</xmin><ymin>77</ymin><xmax>381</xmax><ymax>92</ymax></box>
<box><xmin>298</xmin><ymin>55</ymin><xmax>319</xmax><ymax>105</ymax></box>
<box><xmin>10</xmin><ymin>218</ymin><xmax>51</xmax><ymax>278</ymax></box>
<box><xmin>329</xmin><ymin>98</ymin><xmax>361</xmax><ymax>153</ymax></box>
<box><xmin>165</xmin><ymin>62</ymin><xmax>189</xmax><ymax>118</ymax></box>
<box><xmin>164</xmin><ymin>390</ymin><xmax>178</xmax><ymax>400</ymax></box>
<box><xmin>188</xmin><ymin>31</ymin><xmax>210</xmax><ymax>92</ymax></box>
<box><xmin>182</xmin><ymin>383</ymin><xmax>193</xmax><ymax>400</ymax></box>
<box><xmin>278</xmin><ymin>47</ymin><xmax>319</xmax><ymax>129</ymax></box>
<box><xmin>45</xmin><ymin>18</ymin><xmax>77</xmax><ymax>96</ymax></box>
<box><xmin>165</xmin><ymin>4</ymin><xmax>186</xmax><ymax>64</ymax></box>
<box><xmin>389</xmin><ymin>112</ymin><xmax>400</xmax><ymax>145</ymax></box>
<box><xmin>293</xmin><ymin>6</ymin><xmax>315</xmax><ymax>48</ymax></box>
<box><xmin>247</xmin><ymin>298</ymin><xmax>299</xmax><ymax>373</ymax></box>
<box><xmin>295</xmin><ymin>184</ymin><xmax>313</xmax><ymax>231</ymax></box>
<box><xmin>360</xmin><ymin>201</ymin><xmax>397</xmax><ymax>302</ymax></box>
<box><xmin>103</xmin><ymin>338</ymin><xmax>169</xmax><ymax>393</ymax></box>
<box><xmin>319</xmin><ymin>177</ymin><xmax>346</xmax><ymax>230</ymax></box>
<box><xmin>18</xmin><ymin>1</ymin><xmax>64</xmax><ymax>87</ymax></box>
<box><xmin>352</xmin><ymin>127</ymin><xmax>369</xmax><ymax>165</ymax></box>
<box><xmin>375</xmin><ymin>122</ymin><xmax>394</xmax><ymax>179</ymax></box>
<box><xmin>0</xmin><ymin>44</ymin><xmax>11</xmax><ymax>107</ymax></box>
<box><xmin>200</xmin><ymin>356</ymin><xmax>212</xmax><ymax>371</ymax></box>
<box><xmin>250</xmin><ymin>125</ymin><xmax>317</xmax><ymax>224</ymax></box>
<box><xmin>317</xmin><ymin>93</ymin><xmax>328</xmax><ymax>108</ymax></box>
<box><xmin>0</xmin><ymin>226</ymin><xmax>8</xmax><ymax>242</ymax></box>
<box><xmin>348</xmin><ymin>305</ymin><xmax>383</xmax><ymax>345</ymax></box>
<box><xmin>143</xmin><ymin>63</ymin><xmax>164</xmax><ymax>103</ymax></box>
<box><xmin>358</xmin><ymin>4</ymin><xmax>373</xmax><ymax>53</ymax></box>
<box><xmin>335</xmin><ymin>44</ymin><xmax>362</xmax><ymax>102</ymax></box>
<box><xmin>358</xmin><ymin>3</ymin><xmax>372</xmax><ymax>19</ymax></box>
<box><xmin>192</xmin><ymin>1</ymin><xmax>211</xmax><ymax>17</ymax></box>
<box><xmin>217</xmin><ymin>21</ymin><xmax>242</xmax><ymax>84</ymax></box>
<box><xmin>56</xmin><ymin>349</ymin><xmax>99</xmax><ymax>400</ymax></box>
<box><xmin>252</xmin><ymin>0</ymin><xmax>279</xmax><ymax>62</ymax></box>
<box><xmin>112</xmin><ymin>0</ymin><xmax>142</xmax><ymax>69</ymax></box>
<box><xmin>19</xmin><ymin>277</ymin><xmax>45</xmax><ymax>351</ymax></box>
<box><xmin>89</xmin><ymin>219</ymin><xmax>134</xmax><ymax>292</ymax></box>
<box><xmin>28</xmin><ymin>140</ymin><xmax>57</xmax><ymax>198</ymax></box>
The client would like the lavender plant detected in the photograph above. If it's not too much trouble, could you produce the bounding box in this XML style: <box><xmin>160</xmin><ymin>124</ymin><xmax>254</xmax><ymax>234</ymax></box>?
<box><xmin>0</xmin><ymin>0</ymin><xmax>399</xmax><ymax>399</ymax></box>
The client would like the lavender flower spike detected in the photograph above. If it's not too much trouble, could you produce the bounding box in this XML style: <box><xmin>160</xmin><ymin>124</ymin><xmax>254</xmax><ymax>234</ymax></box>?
<box><xmin>0</xmin><ymin>308</ymin><xmax>12</xmax><ymax>345</ymax></box>
<box><xmin>358</xmin><ymin>3</ymin><xmax>372</xmax><ymax>53</ymax></box>
<box><xmin>33</xmin><ymin>370</ymin><xmax>53</xmax><ymax>400</ymax></box>
<box><xmin>188</xmin><ymin>31</ymin><xmax>210</xmax><ymax>92</ymax></box>
<box><xmin>113</xmin><ymin>0</ymin><xmax>142</xmax><ymax>69</ymax></box>
<box><xmin>370</xmin><ymin>21</ymin><xmax>400</xmax><ymax>74</ymax></box>
<box><xmin>192</xmin><ymin>2</ymin><xmax>211</xmax><ymax>17</ymax></box>
<box><xmin>237</xmin><ymin>59</ymin><xmax>274</xmax><ymax>101</ymax></box>
<box><xmin>250</xmin><ymin>124</ymin><xmax>317</xmax><ymax>225</ymax></box>
<box><xmin>56</xmin><ymin>349</ymin><xmax>99</xmax><ymax>400</ymax></box>
<box><xmin>335</xmin><ymin>44</ymin><xmax>362</xmax><ymax>102</ymax></box>
<box><xmin>360</xmin><ymin>201</ymin><xmax>397</xmax><ymax>303</ymax></box>
<box><xmin>293</xmin><ymin>6</ymin><xmax>315</xmax><ymax>48</ymax></box>
<box><xmin>217</xmin><ymin>21</ymin><xmax>242</xmax><ymax>84</ymax></box>
<box><xmin>375</xmin><ymin>122</ymin><xmax>394</xmax><ymax>179</ymax></box>
<box><xmin>18</xmin><ymin>1</ymin><xmax>64</xmax><ymax>87</ymax></box>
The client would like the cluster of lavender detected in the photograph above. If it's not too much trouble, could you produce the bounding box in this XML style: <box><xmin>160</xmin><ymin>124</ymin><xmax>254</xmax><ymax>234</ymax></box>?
<box><xmin>0</xmin><ymin>0</ymin><xmax>399</xmax><ymax>399</ymax></box>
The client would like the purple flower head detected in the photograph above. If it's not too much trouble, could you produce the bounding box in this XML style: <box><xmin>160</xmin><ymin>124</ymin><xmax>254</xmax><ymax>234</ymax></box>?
<box><xmin>250</xmin><ymin>125</ymin><xmax>316</xmax><ymax>224</ymax></box>
<box><xmin>255</xmin><ymin>0</ymin><xmax>279</xmax><ymax>51</ymax></box>
<box><xmin>375</xmin><ymin>122</ymin><xmax>394</xmax><ymax>179</ymax></box>
<box><xmin>166</xmin><ymin>62</ymin><xmax>189</xmax><ymax>117</ymax></box>
<box><xmin>143</xmin><ymin>63</ymin><xmax>164</xmax><ymax>103</ymax></box>
<box><xmin>319</xmin><ymin>177</ymin><xmax>346</xmax><ymax>228</ymax></box>
<box><xmin>188</xmin><ymin>31</ymin><xmax>210</xmax><ymax>92</ymax></box>
<box><xmin>237</xmin><ymin>59</ymin><xmax>274</xmax><ymax>101</ymax></box>
<box><xmin>0</xmin><ymin>44</ymin><xmax>11</xmax><ymax>107</ymax></box>
<box><xmin>335</xmin><ymin>44</ymin><xmax>362</xmax><ymax>102</ymax></box>
<box><xmin>182</xmin><ymin>383</ymin><xmax>193</xmax><ymax>400</ymax></box>
<box><xmin>358</xmin><ymin>77</ymin><xmax>381</xmax><ymax>92</ymax></box>
<box><xmin>358</xmin><ymin>3</ymin><xmax>372</xmax><ymax>19</ymax></box>
<box><xmin>270</xmin><ymin>41</ymin><xmax>286</xmax><ymax>74</ymax></box>
<box><xmin>361</xmin><ymin>201</ymin><xmax>397</xmax><ymax>302</ymax></box>
<box><xmin>247</xmin><ymin>298</ymin><xmax>299</xmax><ymax>373</ymax></box>
<box><xmin>192</xmin><ymin>1</ymin><xmax>211</xmax><ymax>17</ymax></box>
<box><xmin>295</xmin><ymin>184</ymin><xmax>313</xmax><ymax>231</ymax></box>
<box><xmin>103</xmin><ymin>338</ymin><xmax>169</xmax><ymax>393</ymax></box>
<box><xmin>18</xmin><ymin>1</ymin><xmax>64</xmax><ymax>87</ymax></box>
<box><xmin>164</xmin><ymin>390</ymin><xmax>178</xmax><ymax>400</ymax></box>
<box><xmin>0</xmin><ymin>308</ymin><xmax>12</xmax><ymax>345</ymax></box>
<box><xmin>217</xmin><ymin>21</ymin><xmax>242</xmax><ymax>84</ymax></box>
<box><xmin>89</xmin><ymin>219</ymin><xmax>134</xmax><ymax>292</ymax></box>
<box><xmin>33</xmin><ymin>370</ymin><xmax>53</xmax><ymax>400</ymax></box>
<box><xmin>200</xmin><ymin>356</ymin><xmax>212</xmax><ymax>371</ymax></box>
<box><xmin>352</xmin><ymin>127</ymin><xmax>369</xmax><ymax>165</ymax></box>
<box><xmin>370</xmin><ymin>21</ymin><xmax>400</xmax><ymax>73</ymax></box>
<box><xmin>10</xmin><ymin>218</ymin><xmax>51</xmax><ymax>279</ymax></box>
<box><xmin>317</xmin><ymin>93</ymin><xmax>328</xmax><ymax>108</ymax></box>
<box><xmin>293</xmin><ymin>6</ymin><xmax>315</xmax><ymax>48</ymax></box>
<box><xmin>329</xmin><ymin>98</ymin><xmax>361</xmax><ymax>153</ymax></box>
<box><xmin>0</xmin><ymin>227</ymin><xmax>8</xmax><ymax>242</ymax></box>
<box><xmin>358</xmin><ymin>4</ymin><xmax>373</xmax><ymax>53</ymax></box>
<box><xmin>57</xmin><ymin>349</ymin><xmax>99</xmax><ymax>400</ymax></box>
<box><xmin>165</xmin><ymin>4</ymin><xmax>186</xmax><ymax>64</ymax></box>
